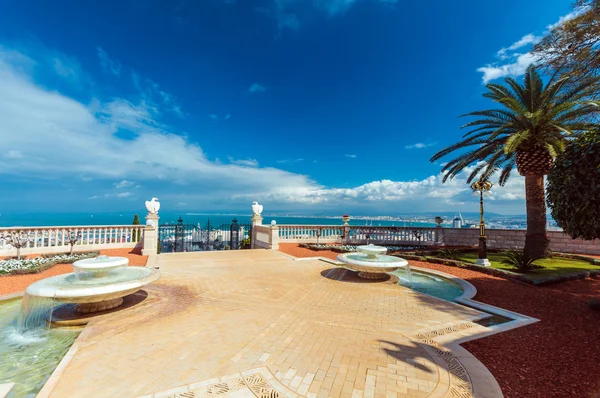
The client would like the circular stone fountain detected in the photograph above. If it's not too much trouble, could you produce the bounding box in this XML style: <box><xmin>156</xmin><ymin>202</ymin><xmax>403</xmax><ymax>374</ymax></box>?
<box><xmin>25</xmin><ymin>255</ymin><xmax>159</xmax><ymax>315</ymax></box>
<box><xmin>336</xmin><ymin>244</ymin><xmax>410</xmax><ymax>280</ymax></box>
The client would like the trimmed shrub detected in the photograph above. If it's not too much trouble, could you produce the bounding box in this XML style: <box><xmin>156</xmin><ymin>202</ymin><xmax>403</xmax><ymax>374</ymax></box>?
<box><xmin>547</xmin><ymin>131</ymin><xmax>600</xmax><ymax>240</ymax></box>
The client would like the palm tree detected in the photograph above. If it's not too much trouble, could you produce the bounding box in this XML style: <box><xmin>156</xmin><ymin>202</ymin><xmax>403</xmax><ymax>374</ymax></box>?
<box><xmin>431</xmin><ymin>65</ymin><xmax>599</xmax><ymax>258</ymax></box>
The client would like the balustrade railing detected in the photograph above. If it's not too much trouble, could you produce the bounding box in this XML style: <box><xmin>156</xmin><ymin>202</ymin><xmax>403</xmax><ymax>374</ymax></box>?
<box><xmin>0</xmin><ymin>225</ymin><xmax>146</xmax><ymax>255</ymax></box>
<box><xmin>278</xmin><ymin>225</ymin><xmax>344</xmax><ymax>242</ymax></box>
<box><xmin>277</xmin><ymin>224</ymin><xmax>437</xmax><ymax>245</ymax></box>
<box><xmin>347</xmin><ymin>226</ymin><xmax>435</xmax><ymax>243</ymax></box>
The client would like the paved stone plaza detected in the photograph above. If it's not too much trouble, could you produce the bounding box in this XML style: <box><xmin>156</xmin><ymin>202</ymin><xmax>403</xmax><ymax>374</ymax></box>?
<box><xmin>41</xmin><ymin>250</ymin><xmax>506</xmax><ymax>398</ymax></box>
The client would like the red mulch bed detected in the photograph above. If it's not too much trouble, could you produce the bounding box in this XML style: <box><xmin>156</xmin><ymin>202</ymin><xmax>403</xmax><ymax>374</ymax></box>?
<box><xmin>0</xmin><ymin>248</ymin><xmax>148</xmax><ymax>296</ymax></box>
<box><xmin>279</xmin><ymin>243</ymin><xmax>600</xmax><ymax>398</ymax></box>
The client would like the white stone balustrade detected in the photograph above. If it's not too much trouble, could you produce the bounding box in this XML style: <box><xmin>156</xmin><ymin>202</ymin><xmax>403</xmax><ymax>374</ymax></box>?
<box><xmin>0</xmin><ymin>225</ymin><xmax>146</xmax><ymax>256</ymax></box>
<box><xmin>277</xmin><ymin>225</ymin><xmax>436</xmax><ymax>245</ymax></box>
<box><xmin>277</xmin><ymin>225</ymin><xmax>344</xmax><ymax>242</ymax></box>
<box><xmin>273</xmin><ymin>225</ymin><xmax>600</xmax><ymax>254</ymax></box>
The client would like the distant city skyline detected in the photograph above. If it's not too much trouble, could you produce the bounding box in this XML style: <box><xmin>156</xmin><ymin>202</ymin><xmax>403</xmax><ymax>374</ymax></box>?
<box><xmin>0</xmin><ymin>0</ymin><xmax>574</xmax><ymax>214</ymax></box>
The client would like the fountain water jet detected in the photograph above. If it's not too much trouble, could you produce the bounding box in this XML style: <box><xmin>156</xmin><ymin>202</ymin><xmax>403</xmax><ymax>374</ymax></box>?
<box><xmin>337</xmin><ymin>244</ymin><xmax>411</xmax><ymax>281</ymax></box>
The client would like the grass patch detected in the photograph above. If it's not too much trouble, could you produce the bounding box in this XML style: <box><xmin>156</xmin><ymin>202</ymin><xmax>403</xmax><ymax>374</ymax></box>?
<box><xmin>457</xmin><ymin>252</ymin><xmax>599</xmax><ymax>280</ymax></box>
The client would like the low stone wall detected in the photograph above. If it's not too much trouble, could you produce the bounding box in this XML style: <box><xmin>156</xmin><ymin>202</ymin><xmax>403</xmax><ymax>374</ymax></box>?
<box><xmin>251</xmin><ymin>224</ymin><xmax>279</xmax><ymax>250</ymax></box>
<box><xmin>441</xmin><ymin>228</ymin><xmax>600</xmax><ymax>255</ymax></box>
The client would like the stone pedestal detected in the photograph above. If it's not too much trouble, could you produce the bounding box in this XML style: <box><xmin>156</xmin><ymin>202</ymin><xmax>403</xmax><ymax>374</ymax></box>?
<box><xmin>251</xmin><ymin>214</ymin><xmax>263</xmax><ymax>249</ymax></box>
<box><xmin>146</xmin><ymin>213</ymin><xmax>160</xmax><ymax>229</ymax></box>
<box><xmin>342</xmin><ymin>225</ymin><xmax>350</xmax><ymax>245</ymax></box>
<box><xmin>74</xmin><ymin>298</ymin><xmax>123</xmax><ymax>314</ymax></box>
<box><xmin>270</xmin><ymin>225</ymin><xmax>279</xmax><ymax>250</ymax></box>
<box><xmin>251</xmin><ymin>214</ymin><xmax>263</xmax><ymax>226</ymax></box>
<box><xmin>475</xmin><ymin>258</ymin><xmax>491</xmax><ymax>267</ymax></box>
<box><xmin>358</xmin><ymin>271</ymin><xmax>389</xmax><ymax>280</ymax></box>
<box><xmin>142</xmin><ymin>213</ymin><xmax>159</xmax><ymax>256</ymax></box>
<box><xmin>435</xmin><ymin>226</ymin><xmax>444</xmax><ymax>245</ymax></box>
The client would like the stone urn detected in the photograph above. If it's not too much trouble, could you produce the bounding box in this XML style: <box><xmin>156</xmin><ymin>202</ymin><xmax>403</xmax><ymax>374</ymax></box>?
<box><xmin>434</xmin><ymin>216</ymin><xmax>444</xmax><ymax>226</ymax></box>
<box><xmin>342</xmin><ymin>214</ymin><xmax>350</xmax><ymax>225</ymax></box>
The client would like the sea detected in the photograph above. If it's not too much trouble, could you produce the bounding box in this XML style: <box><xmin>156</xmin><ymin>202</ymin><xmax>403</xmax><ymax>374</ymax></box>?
<box><xmin>0</xmin><ymin>212</ymin><xmax>439</xmax><ymax>228</ymax></box>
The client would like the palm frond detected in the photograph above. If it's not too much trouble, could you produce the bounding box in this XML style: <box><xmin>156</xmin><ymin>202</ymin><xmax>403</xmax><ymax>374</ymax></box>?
<box><xmin>431</xmin><ymin>63</ymin><xmax>599</xmax><ymax>188</ymax></box>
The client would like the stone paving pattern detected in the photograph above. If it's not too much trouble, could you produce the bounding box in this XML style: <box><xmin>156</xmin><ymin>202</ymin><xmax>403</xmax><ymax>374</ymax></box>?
<box><xmin>47</xmin><ymin>250</ymin><xmax>492</xmax><ymax>398</ymax></box>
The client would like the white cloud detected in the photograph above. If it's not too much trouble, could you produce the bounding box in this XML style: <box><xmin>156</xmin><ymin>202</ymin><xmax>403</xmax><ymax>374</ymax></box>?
<box><xmin>224</xmin><ymin>114</ymin><xmax>231</xmax><ymax>120</ymax></box>
<box><xmin>249</xmin><ymin>83</ymin><xmax>266</xmax><ymax>93</ymax></box>
<box><xmin>208</xmin><ymin>113</ymin><xmax>219</xmax><ymax>120</ymax></box>
<box><xmin>228</xmin><ymin>157</ymin><xmax>259</xmax><ymax>167</ymax></box>
<box><xmin>234</xmin><ymin>163</ymin><xmax>525</xmax><ymax>208</ymax></box>
<box><xmin>0</xmin><ymin>42</ymin><xmax>526</xmax><ymax>214</ymax></box>
<box><xmin>547</xmin><ymin>8</ymin><xmax>584</xmax><ymax>30</ymax></box>
<box><xmin>52</xmin><ymin>57</ymin><xmax>81</xmax><ymax>81</ymax></box>
<box><xmin>405</xmin><ymin>142</ymin><xmax>436</xmax><ymax>149</ymax></box>
<box><xmin>478</xmin><ymin>52</ymin><xmax>539</xmax><ymax>84</ymax></box>
<box><xmin>276</xmin><ymin>158</ymin><xmax>304</xmax><ymax>164</ymax></box>
<box><xmin>1</xmin><ymin>42</ymin><xmax>91</xmax><ymax>91</ymax></box>
<box><xmin>0</xmin><ymin>46</ymin><xmax>316</xmax><ymax>207</ymax></box>
<box><xmin>115</xmin><ymin>180</ymin><xmax>134</xmax><ymax>189</ymax></box>
<box><xmin>477</xmin><ymin>9</ymin><xmax>583</xmax><ymax>83</ymax></box>
<box><xmin>496</xmin><ymin>34</ymin><xmax>542</xmax><ymax>59</ymax></box>
<box><xmin>6</xmin><ymin>150</ymin><xmax>23</xmax><ymax>159</ymax></box>
<box><xmin>102</xmin><ymin>191</ymin><xmax>134</xmax><ymax>199</ymax></box>
<box><xmin>131</xmin><ymin>70</ymin><xmax>185</xmax><ymax>118</ymax></box>
<box><xmin>345</xmin><ymin>154</ymin><xmax>357</xmax><ymax>158</ymax></box>
<box><xmin>97</xmin><ymin>47</ymin><xmax>121</xmax><ymax>76</ymax></box>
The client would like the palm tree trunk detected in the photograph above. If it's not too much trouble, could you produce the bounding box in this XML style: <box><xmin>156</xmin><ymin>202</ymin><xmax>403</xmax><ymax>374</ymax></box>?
<box><xmin>524</xmin><ymin>174</ymin><xmax>550</xmax><ymax>259</ymax></box>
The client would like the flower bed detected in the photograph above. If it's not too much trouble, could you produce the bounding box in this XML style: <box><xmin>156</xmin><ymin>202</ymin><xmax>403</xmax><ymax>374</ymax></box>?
<box><xmin>0</xmin><ymin>252</ymin><xmax>99</xmax><ymax>275</ymax></box>
<box><xmin>298</xmin><ymin>243</ymin><xmax>429</xmax><ymax>252</ymax></box>
<box><xmin>394</xmin><ymin>249</ymin><xmax>600</xmax><ymax>286</ymax></box>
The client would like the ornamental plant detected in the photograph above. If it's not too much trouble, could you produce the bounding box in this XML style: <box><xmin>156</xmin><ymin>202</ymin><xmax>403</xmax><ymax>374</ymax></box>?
<box><xmin>132</xmin><ymin>214</ymin><xmax>141</xmax><ymax>242</ymax></box>
<box><xmin>3</xmin><ymin>231</ymin><xmax>30</xmax><ymax>260</ymax></box>
<box><xmin>66</xmin><ymin>229</ymin><xmax>82</xmax><ymax>255</ymax></box>
<box><xmin>547</xmin><ymin>131</ymin><xmax>600</xmax><ymax>240</ymax></box>
<box><xmin>431</xmin><ymin>65</ymin><xmax>600</xmax><ymax>258</ymax></box>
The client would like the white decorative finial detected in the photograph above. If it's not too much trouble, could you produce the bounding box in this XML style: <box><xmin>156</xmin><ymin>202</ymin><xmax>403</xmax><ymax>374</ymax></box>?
<box><xmin>271</xmin><ymin>220</ymin><xmax>277</xmax><ymax>226</ymax></box>
<box><xmin>251</xmin><ymin>201</ymin><xmax>263</xmax><ymax>216</ymax></box>
<box><xmin>145</xmin><ymin>198</ymin><xmax>161</xmax><ymax>214</ymax></box>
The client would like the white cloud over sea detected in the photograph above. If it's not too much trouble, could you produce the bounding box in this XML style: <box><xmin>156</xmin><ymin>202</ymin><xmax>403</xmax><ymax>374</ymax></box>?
<box><xmin>0</xmin><ymin>42</ymin><xmax>526</xmax><ymax>214</ymax></box>
<box><xmin>477</xmin><ymin>8</ymin><xmax>585</xmax><ymax>83</ymax></box>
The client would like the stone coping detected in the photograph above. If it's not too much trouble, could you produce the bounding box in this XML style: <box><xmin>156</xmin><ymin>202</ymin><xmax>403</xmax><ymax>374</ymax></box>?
<box><xmin>0</xmin><ymin>383</ymin><xmax>15</xmax><ymax>398</ymax></box>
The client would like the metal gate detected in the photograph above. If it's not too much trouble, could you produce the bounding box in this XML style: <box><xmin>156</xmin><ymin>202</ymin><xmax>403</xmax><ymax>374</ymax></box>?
<box><xmin>158</xmin><ymin>218</ymin><xmax>252</xmax><ymax>253</ymax></box>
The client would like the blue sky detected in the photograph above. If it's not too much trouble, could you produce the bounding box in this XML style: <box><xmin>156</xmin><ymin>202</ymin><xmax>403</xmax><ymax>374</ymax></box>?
<box><xmin>0</xmin><ymin>0</ymin><xmax>575</xmax><ymax>215</ymax></box>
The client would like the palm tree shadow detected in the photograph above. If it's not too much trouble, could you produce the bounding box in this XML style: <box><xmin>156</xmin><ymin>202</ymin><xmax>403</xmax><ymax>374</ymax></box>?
<box><xmin>379</xmin><ymin>339</ymin><xmax>435</xmax><ymax>373</ymax></box>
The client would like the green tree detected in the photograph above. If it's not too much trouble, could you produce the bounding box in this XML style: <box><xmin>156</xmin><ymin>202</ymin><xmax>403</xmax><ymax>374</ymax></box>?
<box><xmin>547</xmin><ymin>130</ymin><xmax>600</xmax><ymax>240</ymax></box>
<box><xmin>533</xmin><ymin>1</ymin><xmax>600</xmax><ymax>86</ymax></box>
<box><xmin>430</xmin><ymin>65</ymin><xmax>599</xmax><ymax>258</ymax></box>
<box><xmin>132</xmin><ymin>214</ymin><xmax>141</xmax><ymax>242</ymax></box>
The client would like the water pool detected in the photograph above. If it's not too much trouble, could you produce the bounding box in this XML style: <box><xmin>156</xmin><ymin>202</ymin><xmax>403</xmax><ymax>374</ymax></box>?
<box><xmin>0</xmin><ymin>299</ymin><xmax>79</xmax><ymax>398</ymax></box>
<box><xmin>392</xmin><ymin>269</ymin><xmax>464</xmax><ymax>302</ymax></box>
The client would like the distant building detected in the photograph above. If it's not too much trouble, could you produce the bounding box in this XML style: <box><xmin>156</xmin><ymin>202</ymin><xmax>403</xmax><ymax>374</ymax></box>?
<box><xmin>452</xmin><ymin>214</ymin><xmax>463</xmax><ymax>229</ymax></box>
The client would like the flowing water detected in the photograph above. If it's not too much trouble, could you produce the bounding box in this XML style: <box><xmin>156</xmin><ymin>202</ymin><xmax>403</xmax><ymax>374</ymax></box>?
<box><xmin>0</xmin><ymin>298</ymin><xmax>79</xmax><ymax>397</ymax></box>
